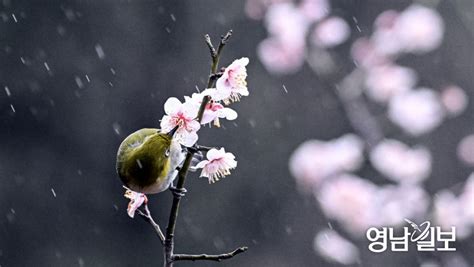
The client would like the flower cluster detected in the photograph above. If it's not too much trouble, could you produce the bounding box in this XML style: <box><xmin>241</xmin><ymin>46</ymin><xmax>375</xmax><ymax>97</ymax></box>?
<box><xmin>251</xmin><ymin>1</ymin><xmax>472</xmax><ymax>265</ymax></box>
<box><xmin>159</xmin><ymin>57</ymin><xmax>248</xmax><ymax>181</ymax></box>
<box><xmin>123</xmin><ymin>57</ymin><xmax>249</xmax><ymax>218</ymax></box>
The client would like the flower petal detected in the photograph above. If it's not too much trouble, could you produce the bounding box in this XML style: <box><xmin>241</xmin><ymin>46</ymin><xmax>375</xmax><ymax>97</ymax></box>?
<box><xmin>164</xmin><ymin>97</ymin><xmax>182</xmax><ymax>115</ymax></box>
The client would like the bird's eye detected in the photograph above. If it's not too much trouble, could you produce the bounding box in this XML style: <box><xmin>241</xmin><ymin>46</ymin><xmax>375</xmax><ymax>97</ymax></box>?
<box><xmin>165</xmin><ymin>148</ymin><xmax>170</xmax><ymax>157</ymax></box>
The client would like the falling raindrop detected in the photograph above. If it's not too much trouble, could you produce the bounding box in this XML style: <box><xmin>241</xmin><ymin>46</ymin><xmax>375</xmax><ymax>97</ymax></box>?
<box><xmin>282</xmin><ymin>84</ymin><xmax>288</xmax><ymax>93</ymax></box>
<box><xmin>95</xmin><ymin>44</ymin><xmax>105</xmax><ymax>59</ymax></box>
<box><xmin>10</xmin><ymin>104</ymin><xmax>15</xmax><ymax>113</ymax></box>
<box><xmin>4</xmin><ymin>86</ymin><xmax>11</xmax><ymax>97</ymax></box>
<box><xmin>11</xmin><ymin>13</ymin><xmax>17</xmax><ymax>23</ymax></box>
<box><xmin>75</xmin><ymin>76</ymin><xmax>84</xmax><ymax>89</ymax></box>
<box><xmin>170</xmin><ymin>13</ymin><xmax>176</xmax><ymax>22</ymax></box>
<box><xmin>112</xmin><ymin>122</ymin><xmax>121</xmax><ymax>135</ymax></box>
<box><xmin>51</xmin><ymin>188</ymin><xmax>57</xmax><ymax>198</ymax></box>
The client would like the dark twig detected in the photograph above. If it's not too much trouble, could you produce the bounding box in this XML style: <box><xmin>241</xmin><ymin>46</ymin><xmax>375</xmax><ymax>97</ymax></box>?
<box><xmin>206</xmin><ymin>30</ymin><xmax>232</xmax><ymax>88</ymax></box>
<box><xmin>137</xmin><ymin>204</ymin><xmax>165</xmax><ymax>244</ymax></box>
<box><xmin>172</xmin><ymin>247</ymin><xmax>248</xmax><ymax>262</ymax></box>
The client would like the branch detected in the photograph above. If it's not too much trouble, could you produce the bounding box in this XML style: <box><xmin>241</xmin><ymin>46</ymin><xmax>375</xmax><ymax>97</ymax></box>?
<box><xmin>137</xmin><ymin>204</ymin><xmax>165</xmax><ymax>244</ymax></box>
<box><xmin>163</xmin><ymin>31</ymin><xmax>235</xmax><ymax>267</ymax></box>
<box><xmin>172</xmin><ymin>247</ymin><xmax>248</xmax><ymax>262</ymax></box>
<box><xmin>206</xmin><ymin>30</ymin><xmax>232</xmax><ymax>88</ymax></box>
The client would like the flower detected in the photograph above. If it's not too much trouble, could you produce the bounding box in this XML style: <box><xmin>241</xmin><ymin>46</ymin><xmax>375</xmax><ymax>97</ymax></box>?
<box><xmin>369</xmin><ymin>139</ymin><xmax>432</xmax><ymax>183</ymax></box>
<box><xmin>457</xmin><ymin>135</ymin><xmax>474</xmax><ymax>166</ymax></box>
<box><xmin>257</xmin><ymin>37</ymin><xmax>305</xmax><ymax>74</ymax></box>
<box><xmin>215</xmin><ymin>57</ymin><xmax>250</xmax><ymax>104</ymax></box>
<box><xmin>184</xmin><ymin>93</ymin><xmax>238</xmax><ymax>126</ymax></box>
<box><xmin>433</xmin><ymin>189</ymin><xmax>472</xmax><ymax>239</ymax></box>
<box><xmin>311</xmin><ymin>16</ymin><xmax>350</xmax><ymax>48</ymax></box>
<box><xmin>314</xmin><ymin>229</ymin><xmax>359</xmax><ymax>265</ymax></box>
<box><xmin>299</xmin><ymin>0</ymin><xmax>329</xmax><ymax>23</ymax></box>
<box><xmin>388</xmin><ymin>88</ymin><xmax>444</xmax><ymax>136</ymax></box>
<box><xmin>195</xmin><ymin>148</ymin><xmax>237</xmax><ymax>183</ymax></box>
<box><xmin>316</xmin><ymin>174</ymin><xmax>379</xmax><ymax>235</ymax></box>
<box><xmin>124</xmin><ymin>187</ymin><xmax>147</xmax><ymax>218</ymax></box>
<box><xmin>393</xmin><ymin>4</ymin><xmax>444</xmax><ymax>54</ymax></box>
<box><xmin>160</xmin><ymin>97</ymin><xmax>200</xmax><ymax>147</ymax></box>
<box><xmin>289</xmin><ymin>134</ymin><xmax>364</xmax><ymax>189</ymax></box>
<box><xmin>440</xmin><ymin>85</ymin><xmax>469</xmax><ymax>117</ymax></box>
<box><xmin>364</xmin><ymin>64</ymin><xmax>417</xmax><ymax>103</ymax></box>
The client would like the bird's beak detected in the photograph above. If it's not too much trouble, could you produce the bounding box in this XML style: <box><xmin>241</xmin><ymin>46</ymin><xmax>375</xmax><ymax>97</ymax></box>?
<box><xmin>167</xmin><ymin>125</ymin><xmax>179</xmax><ymax>137</ymax></box>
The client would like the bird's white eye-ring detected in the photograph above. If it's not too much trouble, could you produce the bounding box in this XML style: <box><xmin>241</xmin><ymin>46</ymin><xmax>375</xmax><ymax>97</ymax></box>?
<box><xmin>165</xmin><ymin>148</ymin><xmax>170</xmax><ymax>157</ymax></box>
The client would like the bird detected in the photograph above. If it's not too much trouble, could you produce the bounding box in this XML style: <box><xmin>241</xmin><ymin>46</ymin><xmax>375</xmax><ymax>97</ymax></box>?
<box><xmin>116</xmin><ymin>126</ymin><xmax>185</xmax><ymax>195</ymax></box>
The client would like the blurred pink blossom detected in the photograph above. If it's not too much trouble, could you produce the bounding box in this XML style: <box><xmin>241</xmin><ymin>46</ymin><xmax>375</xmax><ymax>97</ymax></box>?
<box><xmin>351</xmin><ymin>38</ymin><xmax>389</xmax><ymax>68</ymax></box>
<box><xmin>440</xmin><ymin>85</ymin><xmax>469</xmax><ymax>117</ymax></box>
<box><xmin>245</xmin><ymin>0</ymin><xmax>289</xmax><ymax>20</ymax></box>
<box><xmin>371</xmin><ymin>10</ymin><xmax>403</xmax><ymax>56</ymax></box>
<box><xmin>370</xmin><ymin>139</ymin><xmax>432</xmax><ymax>183</ymax></box>
<box><xmin>433</xmin><ymin>190</ymin><xmax>472</xmax><ymax>239</ymax></box>
<box><xmin>375</xmin><ymin>185</ymin><xmax>430</xmax><ymax>226</ymax></box>
<box><xmin>195</xmin><ymin>148</ymin><xmax>237</xmax><ymax>183</ymax></box>
<box><xmin>457</xmin><ymin>134</ymin><xmax>474</xmax><ymax>166</ymax></box>
<box><xmin>394</xmin><ymin>4</ymin><xmax>444</xmax><ymax>54</ymax></box>
<box><xmin>289</xmin><ymin>134</ymin><xmax>364</xmax><ymax>189</ymax></box>
<box><xmin>265</xmin><ymin>3</ymin><xmax>309</xmax><ymax>46</ymax></box>
<box><xmin>460</xmin><ymin>173</ymin><xmax>474</xmax><ymax>224</ymax></box>
<box><xmin>314</xmin><ymin>229</ymin><xmax>360</xmax><ymax>265</ymax></box>
<box><xmin>299</xmin><ymin>0</ymin><xmax>329</xmax><ymax>23</ymax></box>
<box><xmin>258</xmin><ymin>37</ymin><xmax>306</xmax><ymax>74</ymax></box>
<box><xmin>311</xmin><ymin>16</ymin><xmax>350</xmax><ymax>48</ymax></box>
<box><xmin>388</xmin><ymin>88</ymin><xmax>445</xmax><ymax>136</ymax></box>
<box><xmin>364</xmin><ymin>64</ymin><xmax>417</xmax><ymax>103</ymax></box>
<box><xmin>160</xmin><ymin>97</ymin><xmax>200</xmax><ymax>147</ymax></box>
<box><xmin>316</xmin><ymin>174</ymin><xmax>378</xmax><ymax>235</ymax></box>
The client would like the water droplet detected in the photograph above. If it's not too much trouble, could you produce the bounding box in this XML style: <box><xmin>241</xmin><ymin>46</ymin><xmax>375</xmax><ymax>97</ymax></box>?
<box><xmin>95</xmin><ymin>44</ymin><xmax>105</xmax><ymax>59</ymax></box>
<box><xmin>4</xmin><ymin>86</ymin><xmax>11</xmax><ymax>97</ymax></box>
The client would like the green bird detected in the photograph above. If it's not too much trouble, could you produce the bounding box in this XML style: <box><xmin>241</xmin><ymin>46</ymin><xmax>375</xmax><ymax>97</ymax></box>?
<box><xmin>116</xmin><ymin>126</ymin><xmax>184</xmax><ymax>194</ymax></box>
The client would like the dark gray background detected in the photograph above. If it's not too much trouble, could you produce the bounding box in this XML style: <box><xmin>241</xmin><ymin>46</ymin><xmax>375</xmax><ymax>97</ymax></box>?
<box><xmin>0</xmin><ymin>0</ymin><xmax>473</xmax><ymax>266</ymax></box>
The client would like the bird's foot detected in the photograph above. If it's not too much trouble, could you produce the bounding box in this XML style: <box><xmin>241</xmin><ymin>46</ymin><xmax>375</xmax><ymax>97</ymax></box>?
<box><xmin>169</xmin><ymin>186</ymin><xmax>187</xmax><ymax>198</ymax></box>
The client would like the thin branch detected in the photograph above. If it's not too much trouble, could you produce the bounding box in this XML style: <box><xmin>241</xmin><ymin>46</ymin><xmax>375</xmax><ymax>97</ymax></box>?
<box><xmin>172</xmin><ymin>247</ymin><xmax>248</xmax><ymax>262</ymax></box>
<box><xmin>137</xmin><ymin>205</ymin><xmax>165</xmax><ymax>244</ymax></box>
<box><xmin>206</xmin><ymin>30</ymin><xmax>232</xmax><ymax>88</ymax></box>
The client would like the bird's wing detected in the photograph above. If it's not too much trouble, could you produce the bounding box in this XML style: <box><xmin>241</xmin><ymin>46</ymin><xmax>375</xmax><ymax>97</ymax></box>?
<box><xmin>116</xmin><ymin>128</ymin><xmax>158</xmax><ymax>175</ymax></box>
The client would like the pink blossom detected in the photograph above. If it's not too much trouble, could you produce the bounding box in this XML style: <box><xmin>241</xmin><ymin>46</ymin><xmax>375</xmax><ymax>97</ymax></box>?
<box><xmin>299</xmin><ymin>0</ymin><xmax>330</xmax><ymax>23</ymax></box>
<box><xmin>124</xmin><ymin>187</ymin><xmax>147</xmax><ymax>218</ymax></box>
<box><xmin>314</xmin><ymin>229</ymin><xmax>359</xmax><ymax>265</ymax></box>
<box><xmin>311</xmin><ymin>16</ymin><xmax>350</xmax><ymax>48</ymax></box>
<box><xmin>350</xmin><ymin>38</ymin><xmax>389</xmax><ymax>68</ymax></box>
<box><xmin>375</xmin><ymin>185</ymin><xmax>429</xmax><ymax>226</ymax></box>
<box><xmin>316</xmin><ymin>174</ymin><xmax>378</xmax><ymax>235</ymax></box>
<box><xmin>460</xmin><ymin>173</ymin><xmax>474</xmax><ymax>224</ymax></box>
<box><xmin>160</xmin><ymin>97</ymin><xmax>200</xmax><ymax>147</ymax></box>
<box><xmin>265</xmin><ymin>3</ymin><xmax>309</xmax><ymax>46</ymax></box>
<box><xmin>364</xmin><ymin>64</ymin><xmax>417</xmax><ymax>103</ymax></box>
<box><xmin>244</xmin><ymin>0</ymin><xmax>289</xmax><ymax>20</ymax></box>
<box><xmin>457</xmin><ymin>135</ymin><xmax>474</xmax><ymax>166</ymax></box>
<box><xmin>215</xmin><ymin>58</ymin><xmax>249</xmax><ymax>104</ymax></box>
<box><xmin>184</xmin><ymin>93</ymin><xmax>237</xmax><ymax>126</ymax></box>
<box><xmin>433</xmin><ymin>190</ymin><xmax>472</xmax><ymax>239</ymax></box>
<box><xmin>195</xmin><ymin>148</ymin><xmax>237</xmax><ymax>183</ymax></box>
<box><xmin>440</xmin><ymin>85</ymin><xmax>469</xmax><ymax>117</ymax></box>
<box><xmin>371</xmin><ymin>10</ymin><xmax>403</xmax><ymax>56</ymax></box>
<box><xmin>369</xmin><ymin>139</ymin><xmax>432</xmax><ymax>183</ymax></box>
<box><xmin>388</xmin><ymin>88</ymin><xmax>445</xmax><ymax>136</ymax></box>
<box><xmin>394</xmin><ymin>4</ymin><xmax>444</xmax><ymax>54</ymax></box>
<box><xmin>257</xmin><ymin>37</ymin><xmax>305</xmax><ymax>74</ymax></box>
<box><xmin>289</xmin><ymin>134</ymin><xmax>364</xmax><ymax>189</ymax></box>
